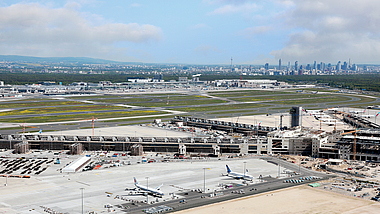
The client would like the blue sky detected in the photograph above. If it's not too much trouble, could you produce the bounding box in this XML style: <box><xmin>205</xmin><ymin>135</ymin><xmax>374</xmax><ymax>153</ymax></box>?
<box><xmin>1</xmin><ymin>0</ymin><xmax>380</xmax><ymax>65</ymax></box>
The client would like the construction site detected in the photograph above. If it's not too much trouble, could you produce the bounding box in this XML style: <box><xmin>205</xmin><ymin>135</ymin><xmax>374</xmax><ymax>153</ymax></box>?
<box><xmin>2</xmin><ymin>104</ymin><xmax>380</xmax><ymax>213</ymax></box>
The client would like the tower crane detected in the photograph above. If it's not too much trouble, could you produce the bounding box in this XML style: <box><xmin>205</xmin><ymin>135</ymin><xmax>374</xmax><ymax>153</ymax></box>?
<box><xmin>80</xmin><ymin>116</ymin><xmax>98</xmax><ymax>136</ymax></box>
<box><xmin>19</xmin><ymin>123</ymin><xmax>37</xmax><ymax>134</ymax></box>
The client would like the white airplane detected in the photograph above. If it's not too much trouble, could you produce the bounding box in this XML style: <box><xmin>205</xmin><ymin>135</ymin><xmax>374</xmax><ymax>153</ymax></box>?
<box><xmin>127</xmin><ymin>177</ymin><xmax>164</xmax><ymax>197</ymax></box>
<box><xmin>362</xmin><ymin>115</ymin><xmax>374</xmax><ymax>118</ymax></box>
<box><xmin>321</xmin><ymin>121</ymin><xmax>343</xmax><ymax>126</ymax></box>
<box><xmin>225</xmin><ymin>165</ymin><xmax>253</xmax><ymax>181</ymax></box>
<box><xmin>349</xmin><ymin>110</ymin><xmax>362</xmax><ymax>114</ymax></box>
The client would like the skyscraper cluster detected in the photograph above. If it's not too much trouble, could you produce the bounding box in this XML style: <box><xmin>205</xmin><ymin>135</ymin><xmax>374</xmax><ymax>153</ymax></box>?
<box><xmin>263</xmin><ymin>59</ymin><xmax>358</xmax><ymax>75</ymax></box>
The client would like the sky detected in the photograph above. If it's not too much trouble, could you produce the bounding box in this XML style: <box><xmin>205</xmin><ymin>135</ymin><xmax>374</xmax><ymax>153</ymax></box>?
<box><xmin>0</xmin><ymin>0</ymin><xmax>380</xmax><ymax>65</ymax></box>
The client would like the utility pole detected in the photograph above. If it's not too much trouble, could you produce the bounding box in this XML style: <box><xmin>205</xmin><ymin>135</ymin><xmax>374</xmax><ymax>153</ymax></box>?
<box><xmin>299</xmin><ymin>160</ymin><xmax>301</xmax><ymax>174</ymax></box>
<box><xmin>353</xmin><ymin>127</ymin><xmax>357</xmax><ymax>161</ymax></box>
<box><xmin>230</xmin><ymin>57</ymin><xmax>233</xmax><ymax>72</ymax></box>
<box><xmin>203</xmin><ymin>168</ymin><xmax>206</xmax><ymax>192</ymax></box>
<box><xmin>243</xmin><ymin>162</ymin><xmax>247</xmax><ymax>176</ymax></box>
<box><xmin>146</xmin><ymin>177</ymin><xmax>149</xmax><ymax>204</ymax></box>
<box><xmin>203</xmin><ymin>168</ymin><xmax>210</xmax><ymax>192</ymax></box>
<box><xmin>80</xmin><ymin>188</ymin><xmax>84</xmax><ymax>214</ymax></box>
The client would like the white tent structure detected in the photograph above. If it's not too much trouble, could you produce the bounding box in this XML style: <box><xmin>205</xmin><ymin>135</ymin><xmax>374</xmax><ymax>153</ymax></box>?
<box><xmin>62</xmin><ymin>156</ymin><xmax>91</xmax><ymax>173</ymax></box>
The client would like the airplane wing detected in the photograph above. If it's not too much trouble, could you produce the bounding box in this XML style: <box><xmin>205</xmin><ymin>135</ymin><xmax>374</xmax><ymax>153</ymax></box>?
<box><xmin>229</xmin><ymin>175</ymin><xmax>243</xmax><ymax>179</ymax></box>
<box><xmin>125</xmin><ymin>187</ymin><xmax>137</xmax><ymax>191</ymax></box>
<box><xmin>155</xmin><ymin>184</ymin><xmax>163</xmax><ymax>190</ymax></box>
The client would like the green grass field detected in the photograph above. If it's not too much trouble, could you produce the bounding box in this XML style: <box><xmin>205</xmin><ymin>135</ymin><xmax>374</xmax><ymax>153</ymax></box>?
<box><xmin>0</xmin><ymin>110</ymin><xmax>165</xmax><ymax>123</ymax></box>
<box><xmin>0</xmin><ymin>101</ymin><xmax>84</xmax><ymax>109</ymax></box>
<box><xmin>133</xmin><ymin>99</ymin><xmax>227</xmax><ymax>107</ymax></box>
<box><xmin>208</xmin><ymin>90</ymin><xmax>295</xmax><ymax>97</ymax></box>
<box><xmin>230</xmin><ymin>94</ymin><xmax>331</xmax><ymax>102</ymax></box>
<box><xmin>267</xmin><ymin>96</ymin><xmax>351</xmax><ymax>105</ymax></box>
<box><xmin>173</xmin><ymin>103</ymin><xmax>269</xmax><ymax>112</ymax></box>
<box><xmin>0</xmin><ymin>105</ymin><xmax>128</xmax><ymax>116</ymax></box>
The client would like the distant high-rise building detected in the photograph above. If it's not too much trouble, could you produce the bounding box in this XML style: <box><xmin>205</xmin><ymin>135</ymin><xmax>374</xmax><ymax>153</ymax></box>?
<box><xmin>279</xmin><ymin>59</ymin><xmax>282</xmax><ymax>70</ymax></box>
<box><xmin>320</xmin><ymin>62</ymin><xmax>324</xmax><ymax>71</ymax></box>
<box><xmin>288</xmin><ymin>62</ymin><xmax>291</xmax><ymax>71</ymax></box>
<box><xmin>313</xmin><ymin>61</ymin><xmax>316</xmax><ymax>70</ymax></box>
<box><xmin>336</xmin><ymin>61</ymin><xmax>341</xmax><ymax>71</ymax></box>
<box><xmin>343</xmin><ymin>61</ymin><xmax>348</xmax><ymax>70</ymax></box>
<box><xmin>265</xmin><ymin>63</ymin><xmax>269</xmax><ymax>70</ymax></box>
<box><xmin>295</xmin><ymin>61</ymin><xmax>298</xmax><ymax>71</ymax></box>
<box><xmin>352</xmin><ymin>64</ymin><xmax>357</xmax><ymax>71</ymax></box>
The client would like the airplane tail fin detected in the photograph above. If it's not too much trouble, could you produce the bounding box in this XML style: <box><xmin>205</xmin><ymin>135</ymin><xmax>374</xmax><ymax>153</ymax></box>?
<box><xmin>133</xmin><ymin>177</ymin><xmax>138</xmax><ymax>185</ymax></box>
<box><xmin>226</xmin><ymin>165</ymin><xmax>231</xmax><ymax>173</ymax></box>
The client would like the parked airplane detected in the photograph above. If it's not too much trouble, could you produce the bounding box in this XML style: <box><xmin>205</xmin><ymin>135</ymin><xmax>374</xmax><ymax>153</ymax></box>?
<box><xmin>349</xmin><ymin>110</ymin><xmax>362</xmax><ymax>114</ymax></box>
<box><xmin>126</xmin><ymin>177</ymin><xmax>164</xmax><ymax>197</ymax></box>
<box><xmin>321</xmin><ymin>121</ymin><xmax>344</xmax><ymax>126</ymax></box>
<box><xmin>362</xmin><ymin>115</ymin><xmax>375</xmax><ymax>118</ymax></box>
<box><xmin>224</xmin><ymin>165</ymin><xmax>253</xmax><ymax>181</ymax></box>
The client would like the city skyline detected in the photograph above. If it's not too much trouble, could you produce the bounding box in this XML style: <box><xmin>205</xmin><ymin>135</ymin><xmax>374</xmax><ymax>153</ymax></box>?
<box><xmin>1</xmin><ymin>1</ymin><xmax>380</xmax><ymax>65</ymax></box>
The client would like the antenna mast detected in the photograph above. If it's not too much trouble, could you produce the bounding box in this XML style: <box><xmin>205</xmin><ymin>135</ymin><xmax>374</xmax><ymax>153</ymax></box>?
<box><xmin>231</xmin><ymin>57</ymin><xmax>233</xmax><ymax>72</ymax></box>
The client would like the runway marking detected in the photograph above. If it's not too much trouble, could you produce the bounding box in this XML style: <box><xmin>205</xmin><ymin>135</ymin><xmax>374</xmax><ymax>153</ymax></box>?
<box><xmin>76</xmin><ymin>181</ymin><xmax>90</xmax><ymax>186</ymax></box>
<box><xmin>169</xmin><ymin>184</ymin><xmax>190</xmax><ymax>191</ymax></box>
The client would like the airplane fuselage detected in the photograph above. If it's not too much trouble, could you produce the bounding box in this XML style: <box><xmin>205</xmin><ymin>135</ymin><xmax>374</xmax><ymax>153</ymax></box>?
<box><xmin>225</xmin><ymin>165</ymin><xmax>253</xmax><ymax>181</ymax></box>
<box><xmin>135</xmin><ymin>183</ymin><xmax>164</xmax><ymax>196</ymax></box>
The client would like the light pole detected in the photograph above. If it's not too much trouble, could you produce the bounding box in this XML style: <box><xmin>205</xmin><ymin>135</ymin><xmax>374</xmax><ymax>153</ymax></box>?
<box><xmin>203</xmin><ymin>168</ymin><xmax>210</xmax><ymax>192</ymax></box>
<box><xmin>203</xmin><ymin>168</ymin><xmax>206</xmax><ymax>192</ymax></box>
<box><xmin>80</xmin><ymin>188</ymin><xmax>84</xmax><ymax>214</ymax></box>
<box><xmin>146</xmin><ymin>177</ymin><xmax>149</xmax><ymax>204</ymax></box>
<box><xmin>243</xmin><ymin>161</ymin><xmax>247</xmax><ymax>176</ymax></box>
<box><xmin>299</xmin><ymin>160</ymin><xmax>301</xmax><ymax>174</ymax></box>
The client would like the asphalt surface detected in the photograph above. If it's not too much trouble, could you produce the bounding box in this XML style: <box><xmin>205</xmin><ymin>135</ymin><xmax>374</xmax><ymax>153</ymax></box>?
<box><xmin>0</xmin><ymin>90</ymin><xmax>379</xmax><ymax>135</ymax></box>
<box><xmin>124</xmin><ymin>157</ymin><xmax>332</xmax><ymax>214</ymax></box>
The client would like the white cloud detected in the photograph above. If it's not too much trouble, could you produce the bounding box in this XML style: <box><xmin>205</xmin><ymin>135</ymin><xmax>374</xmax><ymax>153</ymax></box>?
<box><xmin>271</xmin><ymin>0</ymin><xmax>380</xmax><ymax>63</ymax></box>
<box><xmin>241</xmin><ymin>26</ymin><xmax>273</xmax><ymax>36</ymax></box>
<box><xmin>203</xmin><ymin>0</ymin><xmax>252</xmax><ymax>5</ymax></box>
<box><xmin>0</xmin><ymin>3</ymin><xmax>162</xmax><ymax>60</ymax></box>
<box><xmin>207</xmin><ymin>2</ymin><xmax>258</xmax><ymax>15</ymax></box>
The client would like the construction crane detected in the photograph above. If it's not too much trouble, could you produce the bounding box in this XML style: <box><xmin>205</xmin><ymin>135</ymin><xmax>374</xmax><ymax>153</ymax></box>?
<box><xmin>341</xmin><ymin>128</ymin><xmax>358</xmax><ymax>161</ymax></box>
<box><xmin>19</xmin><ymin>123</ymin><xmax>37</xmax><ymax>134</ymax></box>
<box><xmin>81</xmin><ymin>116</ymin><xmax>98</xmax><ymax>136</ymax></box>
